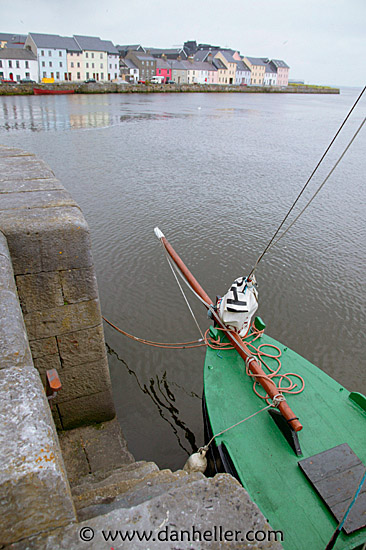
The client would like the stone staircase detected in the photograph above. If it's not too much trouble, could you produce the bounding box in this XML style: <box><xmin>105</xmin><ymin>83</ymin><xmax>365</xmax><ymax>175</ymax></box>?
<box><xmin>9</xmin><ymin>419</ymin><xmax>283</xmax><ymax>549</ymax></box>
<box><xmin>72</xmin><ymin>461</ymin><xmax>204</xmax><ymax>522</ymax></box>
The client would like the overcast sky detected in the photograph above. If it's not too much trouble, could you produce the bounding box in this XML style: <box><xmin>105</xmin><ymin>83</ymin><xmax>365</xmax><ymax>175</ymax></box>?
<box><xmin>3</xmin><ymin>0</ymin><xmax>365</xmax><ymax>86</ymax></box>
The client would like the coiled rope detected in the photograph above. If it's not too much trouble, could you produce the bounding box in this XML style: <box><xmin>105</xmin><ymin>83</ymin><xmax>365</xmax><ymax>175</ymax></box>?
<box><xmin>205</xmin><ymin>323</ymin><xmax>305</xmax><ymax>404</ymax></box>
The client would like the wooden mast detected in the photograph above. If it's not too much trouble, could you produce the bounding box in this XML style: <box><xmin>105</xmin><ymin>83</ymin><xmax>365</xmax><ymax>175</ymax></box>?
<box><xmin>155</xmin><ymin>227</ymin><xmax>303</xmax><ymax>432</ymax></box>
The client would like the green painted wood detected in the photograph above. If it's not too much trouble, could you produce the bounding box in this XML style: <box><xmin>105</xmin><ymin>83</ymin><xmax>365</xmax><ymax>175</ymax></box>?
<box><xmin>204</xmin><ymin>327</ymin><xmax>366</xmax><ymax>550</ymax></box>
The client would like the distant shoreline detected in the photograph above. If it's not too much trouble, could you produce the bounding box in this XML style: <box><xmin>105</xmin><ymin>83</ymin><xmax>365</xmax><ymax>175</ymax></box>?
<box><xmin>0</xmin><ymin>82</ymin><xmax>340</xmax><ymax>96</ymax></box>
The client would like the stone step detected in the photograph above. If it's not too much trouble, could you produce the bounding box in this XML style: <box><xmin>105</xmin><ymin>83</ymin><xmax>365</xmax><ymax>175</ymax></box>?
<box><xmin>72</xmin><ymin>460</ymin><xmax>159</xmax><ymax>492</ymax></box>
<box><xmin>10</xmin><ymin>474</ymin><xmax>284</xmax><ymax>549</ymax></box>
<box><xmin>77</xmin><ymin>469</ymin><xmax>205</xmax><ymax>521</ymax></box>
<box><xmin>72</xmin><ymin>461</ymin><xmax>161</xmax><ymax>510</ymax></box>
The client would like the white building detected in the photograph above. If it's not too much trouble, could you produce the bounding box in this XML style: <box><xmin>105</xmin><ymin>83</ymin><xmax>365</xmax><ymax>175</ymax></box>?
<box><xmin>263</xmin><ymin>60</ymin><xmax>278</xmax><ymax>86</ymax></box>
<box><xmin>25</xmin><ymin>33</ymin><xmax>69</xmax><ymax>82</ymax></box>
<box><xmin>0</xmin><ymin>48</ymin><xmax>38</xmax><ymax>82</ymax></box>
<box><xmin>235</xmin><ymin>60</ymin><xmax>251</xmax><ymax>86</ymax></box>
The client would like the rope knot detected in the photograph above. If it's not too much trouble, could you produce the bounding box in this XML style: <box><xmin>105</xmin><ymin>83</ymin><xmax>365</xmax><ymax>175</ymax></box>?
<box><xmin>271</xmin><ymin>393</ymin><xmax>285</xmax><ymax>408</ymax></box>
<box><xmin>245</xmin><ymin>356</ymin><xmax>257</xmax><ymax>368</ymax></box>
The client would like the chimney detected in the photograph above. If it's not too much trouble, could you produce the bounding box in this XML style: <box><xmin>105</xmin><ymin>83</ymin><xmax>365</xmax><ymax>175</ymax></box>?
<box><xmin>188</xmin><ymin>56</ymin><xmax>194</xmax><ymax>63</ymax></box>
<box><xmin>161</xmin><ymin>54</ymin><xmax>167</xmax><ymax>61</ymax></box>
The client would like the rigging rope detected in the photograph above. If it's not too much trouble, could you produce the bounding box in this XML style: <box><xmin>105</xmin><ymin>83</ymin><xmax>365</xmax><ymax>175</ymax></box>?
<box><xmin>248</xmin><ymin>85</ymin><xmax>366</xmax><ymax>278</ymax></box>
<box><xmin>102</xmin><ymin>316</ymin><xmax>205</xmax><ymax>349</ymax></box>
<box><xmin>161</xmin><ymin>243</ymin><xmax>206</xmax><ymax>340</ymax></box>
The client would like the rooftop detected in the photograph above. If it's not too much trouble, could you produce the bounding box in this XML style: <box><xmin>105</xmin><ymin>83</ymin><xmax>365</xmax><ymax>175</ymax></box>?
<box><xmin>0</xmin><ymin>48</ymin><xmax>37</xmax><ymax>61</ymax></box>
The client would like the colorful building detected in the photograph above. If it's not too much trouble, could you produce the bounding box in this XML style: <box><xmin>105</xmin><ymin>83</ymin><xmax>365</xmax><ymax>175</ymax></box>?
<box><xmin>155</xmin><ymin>57</ymin><xmax>172</xmax><ymax>82</ymax></box>
<box><xmin>74</xmin><ymin>36</ymin><xmax>118</xmax><ymax>82</ymax></box>
<box><xmin>243</xmin><ymin>57</ymin><xmax>266</xmax><ymax>85</ymax></box>
<box><xmin>0</xmin><ymin>48</ymin><xmax>38</xmax><ymax>81</ymax></box>
<box><xmin>271</xmin><ymin>59</ymin><xmax>290</xmax><ymax>86</ymax></box>
<box><xmin>214</xmin><ymin>51</ymin><xmax>237</xmax><ymax>85</ymax></box>
<box><xmin>25</xmin><ymin>33</ymin><xmax>69</xmax><ymax>82</ymax></box>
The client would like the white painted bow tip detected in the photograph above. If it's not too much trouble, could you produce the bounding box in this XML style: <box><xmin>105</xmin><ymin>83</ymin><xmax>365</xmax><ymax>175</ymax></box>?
<box><xmin>154</xmin><ymin>227</ymin><xmax>165</xmax><ymax>240</ymax></box>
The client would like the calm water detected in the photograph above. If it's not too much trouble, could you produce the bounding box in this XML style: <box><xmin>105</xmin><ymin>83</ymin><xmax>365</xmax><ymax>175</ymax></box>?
<box><xmin>1</xmin><ymin>89</ymin><xmax>365</xmax><ymax>469</ymax></box>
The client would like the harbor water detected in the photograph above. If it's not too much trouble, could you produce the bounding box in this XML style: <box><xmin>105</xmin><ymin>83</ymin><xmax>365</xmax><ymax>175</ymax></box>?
<box><xmin>1</xmin><ymin>88</ymin><xmax>365</xmax><ymax>470</ymax></box>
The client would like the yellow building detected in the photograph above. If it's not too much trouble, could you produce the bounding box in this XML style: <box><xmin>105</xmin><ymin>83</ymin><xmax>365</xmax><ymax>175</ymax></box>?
<box><xmin>74</xmin><ymin>36</ymin><xmax>119</xmax><ymax>82</ymax></box>
<box><xmin>214</xmin><ymin>51</ymin><xmax>237</xmax><ymax>85</ymax></box>
<box><xmin>243</xmin><ymin>57</ymin><xmax>266</xmax><ymax>85</ymax></box>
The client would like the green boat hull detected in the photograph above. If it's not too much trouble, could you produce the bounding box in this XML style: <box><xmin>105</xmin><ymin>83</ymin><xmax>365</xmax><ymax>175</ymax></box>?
<box><xmin>203</xmin><ymin>327</ymin><xmax>366</xmax><ymax>550</ymax></box>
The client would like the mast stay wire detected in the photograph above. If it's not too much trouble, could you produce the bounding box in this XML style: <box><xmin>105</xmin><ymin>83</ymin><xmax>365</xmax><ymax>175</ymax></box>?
<box><xmin>248</xmin><ymin>85</ymin><xmax>366</xmax><ymax>278</ymax></box>
<box><xmin>264</xmin><ymin>116</ymin><xmax>365</xmax><ymax>253</ymax></box>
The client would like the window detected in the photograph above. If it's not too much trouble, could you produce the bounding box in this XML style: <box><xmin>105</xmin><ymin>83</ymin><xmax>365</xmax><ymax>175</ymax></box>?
<box><xmin>25</xmin><ymin>61</ymin><xmax>29</xmax><ymax>68</ymax></box>
<box><xmin>51</xmin><ymin>72</ymin><xmax>54</xmax><ymax>78</ymax></box>
<box><xmin>25</xmin><ymin>72</ymin><xmax>30</xmax><ymax>78</ymax></box>
<box><xmin>100</xmin><ymin>63</ymin><xmax>103</xmax><ymax>69</ymax></box>
<box><xmin>56</xmin><ymin>72</ymin><xmax>60</xmax><ymax>79</ymax></box>
<box><xmin>0</xmin><ymin>61</ymin><xmax>2</xmax><ymax>68</ymax></box>
<box><xmin>43</xmin><ymin>71</ymin><xmax>46</xmax><ymax>77</ymax></box>
<box><xmin>49</xmin><ymin>61</ymin><xmax>52</xmax><ymax>67</ymax></box>
<box><xmin>16</xmin><ymin>61</ymin><xmax>20</xmax><ymax>68</ymax></box>
<box><xmin>16</xmin><ymin>74</ymin><xmax>21</xmax><ymax>81</ymax></box>
<box><xmin>86</xmin><ymin>53</ymin><xmax>88</xmax><ymax>58</ymax></box>
<box><xmin>71</xmin><ymin>62</ymin><xmax>74</xmax><ymax>68</ymax></box>
<box><xmin>100</xmin><ymin>53</ymin><xmax>102</xmax><ymax>59</ymax></box>
<box><xmin>48</xmin><ymin>50</ymin><xmax>51</xmax><ymax>56</ymax></box>
<box><xmin>42</xmin><ymin>61</ymin><xmax>45</xmax><ymax>67</ymax></box>
<box><xmin>8</xmin><ymin>60</ymin><xmax>12</xmax><ymax>68</ymax></box>
<box><xmin>77</xmin><ymin>62</ymin><xmax>80</xmax><ymax>68</ymax></box>
<box><xmin>86</xmin><ymin>72</ymin><xmax>89</xmax><ymax>78</ymax></box>
<box><xmin>92</xmin><ymin>63</ymin><xmax>94</xmax><ymax>68</ymax></box>
<box><xmin>101</xmin><ymin>72</ymin><xmax>104</xmax><ymax>79</ymax></box>
<box><xmin>41</xmin><ymin>50</ymin><xmax>44</xmax><ymax>56</ymax></box>
<box><xmin>60</xmin><ymin>62</ymin><xmax>62</xmax><ymax>67</ymax></box>
<box><xmin>91</xmin><ymin>53</ymin><xmax>94</xmax><ymax>59</ymax></box>
<box><xmin>59</xmin><ymin>51</ymin><xmax>62</xmax><ymax>57</ymax></box>
<box><xmin>77</xmin><ymin>72</ymin><xmax>80</xmax><ymax>79</ymax></box>
<box><xmin>70</xmin><ymin>52</ymin><xmax>73</xmax><ymax>56</ymax></box>
<box><xmin>86</xmin><ymin>63</ymin><xmax>89</xmax><ymax>68</ymax></box>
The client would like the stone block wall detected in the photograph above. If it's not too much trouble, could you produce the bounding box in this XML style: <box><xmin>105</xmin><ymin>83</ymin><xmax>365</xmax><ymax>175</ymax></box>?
<box><xmin>0</xmin><ymin>145</ymin><xmax>115</xmax><ymax>429</ymax></box>
<box><xmin>0</xmin><ymin>231</ymin><xmax>76</xmax><ymax>545</ymax></box>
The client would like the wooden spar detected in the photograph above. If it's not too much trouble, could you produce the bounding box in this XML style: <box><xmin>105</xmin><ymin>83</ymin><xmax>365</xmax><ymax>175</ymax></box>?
<box><xmin>155</xmin><ymin>227</ymin><xmax>303</xmax><ymax>432</ymax></box>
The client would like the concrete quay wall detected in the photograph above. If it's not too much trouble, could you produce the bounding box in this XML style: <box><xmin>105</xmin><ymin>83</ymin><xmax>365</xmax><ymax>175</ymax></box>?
<box><xmin>0</xmin><ymin>145</ymin><xmax>115</xmax><ymax>429</ymax></box>
<box><xmin>0</xmin><ymin>82</ymin><xmax>340</xmax><ymax>95</ymax></box>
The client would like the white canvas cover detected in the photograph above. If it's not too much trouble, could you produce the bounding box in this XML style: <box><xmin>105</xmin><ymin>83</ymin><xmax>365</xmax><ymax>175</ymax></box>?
<box><xmin>218</xmin><ymin>276</ymin><xmax>258</xmax><ymax>336</ymax></box>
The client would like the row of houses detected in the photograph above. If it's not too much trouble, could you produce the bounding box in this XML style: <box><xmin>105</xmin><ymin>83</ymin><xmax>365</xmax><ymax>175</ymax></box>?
<box><xmin>0</xmin><ymin>33</ymin><xmax>290</xmax><ymax>87</ymax></box>
<box><xmin>0</xmin><ymin>32</ymin><xmax>119</xmax><ymax>83</ymax></box>
<box><xmin>122</xmin><ymin>46</ymin><xmax>289</xmax><ymax>86</ymax></box>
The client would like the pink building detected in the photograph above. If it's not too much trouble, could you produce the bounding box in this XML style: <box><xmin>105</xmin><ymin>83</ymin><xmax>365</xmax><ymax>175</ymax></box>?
<box><xmin>271</xmin><ymin>59</ymin><xmax>290</xmax><ymax>86</ymax></box>
<box><xmin>156</xmin><ymin>58</ymin><xmax>172</xmax><ymax>82</ymax></box>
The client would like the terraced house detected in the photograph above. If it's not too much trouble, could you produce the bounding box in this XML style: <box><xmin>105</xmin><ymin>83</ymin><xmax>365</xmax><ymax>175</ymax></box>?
<box><xmin>74</xmin><ymin>36</ymin><xmax>119</xmax><ymax>82</ymax></box>
<box><xmin>25</xmin><ymin>33</ymin><xmax>69</xmax><ymax>82</ymax></box>
<box><xmin>214</xmin><ymin>50</ymin><xmax>237</xmax><ymax>84</ymax></box>
<box><xmin>125</xmin><ymin>51</ymin><xmax>156</xmax><ymax>81</ymax></box>
<box><xmin>0</xmin><ymin>48</ymin><xmax>38</xmax><ymax>82</ymax></box>
<box><xmin>243</xmin><ymin>56</ymin><xmax>266</xmax><ymax>85</ymax></box>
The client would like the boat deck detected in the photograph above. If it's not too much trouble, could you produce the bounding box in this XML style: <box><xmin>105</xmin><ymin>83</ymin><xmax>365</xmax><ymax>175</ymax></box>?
<box><xmin>204</xmin><ymin>327</ymin><xmax>366</xmax><ymax>550</ymax></box>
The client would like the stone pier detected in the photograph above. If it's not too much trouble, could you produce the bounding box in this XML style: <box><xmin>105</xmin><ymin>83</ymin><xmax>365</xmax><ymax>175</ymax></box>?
<box><xmin>0</xmin><ymin>145</ymin><xmax>115</xmax><ymax>429</ymax></box>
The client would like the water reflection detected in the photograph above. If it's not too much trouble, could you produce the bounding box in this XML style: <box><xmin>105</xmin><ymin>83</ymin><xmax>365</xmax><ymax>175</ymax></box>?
<box><xmin>0</xmin><ymin>94</ymin><xmax>261</xmax><ymax>132</ymax></box>
<box><xmin>0</xmin><ymin>95</ymin><xmax>117</xmax><ymax>131</ymax></box>
<box><xmin>106</xmin><ymin>343</ymin><xmax>199</xmax><ymax>456</ymax></box>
